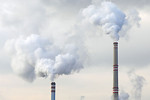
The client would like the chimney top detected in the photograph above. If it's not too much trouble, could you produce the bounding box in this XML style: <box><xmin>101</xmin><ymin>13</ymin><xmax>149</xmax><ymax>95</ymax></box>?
<box><xmin>51</xmin><ymin>82</ymin><xmax>56</xmax><ymax>85</ymax></box>
<box><xmin>113</xmin><ymin>42</ymin><xmax>118</xmax><ymax>44</ymax></box>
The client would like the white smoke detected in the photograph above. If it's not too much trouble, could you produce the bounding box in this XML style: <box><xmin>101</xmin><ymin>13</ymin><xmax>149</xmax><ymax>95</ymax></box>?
<box><xmin>119</xmin><ymin>9</ymin><xmax>141</xmax><ymax>38</ymax></box>
<box><xmin>128</xmin><ymin>71</ymin><xmax>145</xmax><ymax>100</ymax></box>
<box><xmin>119</xmin><ymin>71</ymin><xmax>145</xmax><ymax>100</ymax></box>
<box><xmin>119</xmin><ymin>90</ymin><xmax>129</xmax><ymax>100</ymax></box>
<box><xmin>80</xmin><ymin>96</ymin><xmax>85</xmax><ymax>100</ymax></box>
<box><xmin>81</xmin><ymin>1</ymin><xmax>141</xmax><ymax>41</ymax></box>
<box><xmin>5</xmin><ymin>34</ymin><xmax>83</xmax><ymax>82</ymax></box>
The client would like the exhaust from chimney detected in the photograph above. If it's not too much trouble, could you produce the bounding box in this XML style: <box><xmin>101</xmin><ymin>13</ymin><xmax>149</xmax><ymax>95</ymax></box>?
<box><xmin>113</xmin><ymin>42</ymin><xmax>119</xmax><ymax>100</ymax></box>
<box><xmin>51</xmin><ymin>82</ymin><xmax>56</xmax><ymax>100</ymax></box>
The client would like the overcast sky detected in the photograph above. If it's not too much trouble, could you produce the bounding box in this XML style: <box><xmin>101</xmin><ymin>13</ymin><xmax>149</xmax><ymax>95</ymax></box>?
<box><xmin>0</xmin><ymin>0</ymin><xmax>150</xmax><ymax>100</ymax></box>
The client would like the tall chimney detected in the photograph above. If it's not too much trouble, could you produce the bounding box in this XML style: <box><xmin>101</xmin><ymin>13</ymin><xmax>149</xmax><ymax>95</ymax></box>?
<box><xmin>113</xmin><ymin>42</ymin><xmax>119</xmax><ymax>100</ymax></box>
<box><xmin>51</xmin><ymin>82</ymin><xmax>56</xmax><ymax>100</ymax></box>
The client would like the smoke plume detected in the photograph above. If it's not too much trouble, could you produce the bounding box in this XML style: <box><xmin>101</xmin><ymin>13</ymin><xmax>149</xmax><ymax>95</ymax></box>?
<box><xmin>80</xmin><ymin>96</ymin><xmax>85</xmax><ymax>100</ymax></box>
<box><xmin>119</xmin><ymin>90</ymin><xmax>129</xmax><ymax>100</ymax></box>
<box><xmin>81</xmin><ymin>1</ymin><xmax>141</xmax><ymax>41</ymax></box>
<box><xmin>5</xmin><ymin>34</ymin><xmax>83</xmax><ymax>82</ymax></box>
<box><xmin>119</xmin><ymin>71</ymin><xmax>145</xmax><ymax>100</ymax></box>
<box><xmin>128</xmin><ymin>71</ymin><xmax>145</xmax><ymax>100</ymax></box>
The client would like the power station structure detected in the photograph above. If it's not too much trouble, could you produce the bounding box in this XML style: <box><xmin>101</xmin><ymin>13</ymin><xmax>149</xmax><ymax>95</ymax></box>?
<box><xmin>51</xmin><ymin>82</ymin><xmax>56</xmax><ymax>100</ymax></box>
<box><xmin>50</xmin><ymin>42</ymin><xmax>119</xmax><ymax>100</ymax></box>
<box><xmin>113</xmin><ymin>42</ymin><xmax>119</xmax><ymax>100</ymax></box>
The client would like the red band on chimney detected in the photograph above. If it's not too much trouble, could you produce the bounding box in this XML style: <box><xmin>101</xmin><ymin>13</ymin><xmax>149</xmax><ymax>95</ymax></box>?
<box><xmin>51</xmin><ymin>90</ymin><xmax>55</xmax><ymax>92</ymax></box>
<box><xmin>113</xmin><ymin>92</ymin><xmax>118</xmax><ymax>93</ymax></box>
<box><xmin>51</xmin><ymin>87</ymin><xmax>55</xmax><ymax>89</ymax></box>
<box><xmin>113</xmin><ymin>65</ymin><xmax>118</xmax><ymax>66</ymax></box>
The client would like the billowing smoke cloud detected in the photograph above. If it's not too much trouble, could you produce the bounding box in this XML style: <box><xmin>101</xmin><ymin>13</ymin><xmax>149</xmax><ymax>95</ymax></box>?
<box><xmin>81</xmin><ymin>1</ymin><xmax>141</xmax><ymax>41</ymax></box>
<box><xmin>128</xmin><ymin>71</ymin><xmax>145</xmax><ymax>100</ymax></box>
<box><xmin>82</xmin><ymin>1</ymin><xmax>126</xmax><ymax>41</ymax></box>
<box><xmin>5</xmin><ymin>34</ymin><xmax>83</xmax><ymax>82</ymax></box>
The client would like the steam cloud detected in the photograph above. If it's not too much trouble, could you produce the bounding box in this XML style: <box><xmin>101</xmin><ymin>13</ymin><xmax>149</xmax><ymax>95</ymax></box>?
<box><xmin>128</xmin><ymin>71</ymin><xmax>145</xmax><ymax>100</ymax></box>
<box><xmin>119</xmin><ymin>71</ymin><xmax>145</xmax><ymax>100</ymax></box>
<box><xmin>80</xmin><ymin>96</ymin><xmax>85</xmax><ymax>100</ymax></box>
<box><xmin>119</xmin><ymin>90</ymin><xmax>129</xmax><ymax>100</ymax></box>
<box><xmin>5</xmin><ymin>34</ymin><xmax>83</xmax><ymax>82</ymax></box>
<box><xmin>82</xmin><ymin>1</ymin><xmax>141</xmax><ymax>41</ymax></box>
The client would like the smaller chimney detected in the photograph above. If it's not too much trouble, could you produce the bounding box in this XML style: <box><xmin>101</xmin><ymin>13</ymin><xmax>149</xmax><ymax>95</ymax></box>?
<box><xmin>51</xmin><ymin>82</ymin><xmax>56</xmax><ymax>100</ymax></box>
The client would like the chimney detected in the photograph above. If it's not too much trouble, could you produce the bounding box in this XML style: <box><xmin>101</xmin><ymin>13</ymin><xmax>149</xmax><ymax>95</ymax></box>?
<box><xmin>51</xmin><ymin>82</ymin><xmax>56</xmax><ymax>100</ymax></box>
<box><xmin>113</xmin><ymin>42</ymin><xmax>119</xmax><ymax>100</ymax></box>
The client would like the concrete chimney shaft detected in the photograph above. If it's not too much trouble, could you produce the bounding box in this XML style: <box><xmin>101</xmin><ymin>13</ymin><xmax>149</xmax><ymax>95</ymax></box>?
<box><xmin>51</xmin><ymin>82</ymin><xmax>56</xmax><ymax>100</ymax></box>
<box><xmin>113</xmin><ymin>42</ymin><xmax>119</xmax><ymax>100</ymax></box>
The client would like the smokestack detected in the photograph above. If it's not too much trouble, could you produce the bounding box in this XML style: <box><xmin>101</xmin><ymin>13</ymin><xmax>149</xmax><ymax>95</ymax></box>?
<box><xmin>51</xmin><ymin>82</ymin><xmax>56</xmax><ymax>100</ymax></box>
<box><xmin>113</xmin><ymin>42</ymin><xmax>119</xmax><ymax>100</ymax></box>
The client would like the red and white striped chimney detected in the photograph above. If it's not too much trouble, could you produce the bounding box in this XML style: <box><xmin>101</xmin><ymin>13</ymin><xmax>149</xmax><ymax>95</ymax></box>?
<box><xmin>113</xmin><ymin>42</ymin><xmax>119</xmax><ymax>100</ymax></box>
<box><xmin>51</xmin><ymin>82</ymin><xmax>56</xmax><ymax>100</ymax></box>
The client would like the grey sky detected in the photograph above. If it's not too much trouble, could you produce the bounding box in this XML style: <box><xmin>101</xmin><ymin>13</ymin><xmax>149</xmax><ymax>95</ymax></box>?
<box><xmin>0</xmin><ymin>0</ymin><xmax>150</xmax><ymax>100</ymax></box>
<box><xmin>0</xmin><ymin>0</ymin><xmax>149</xmax><ymax>73</ymax></box>
<box><xmin>114</xmin><ymin>0</ymin><xmax>150</xmax><ymax>8</ymax></box>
